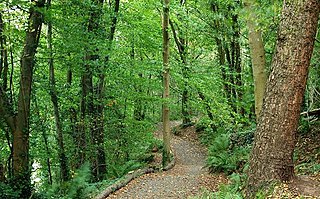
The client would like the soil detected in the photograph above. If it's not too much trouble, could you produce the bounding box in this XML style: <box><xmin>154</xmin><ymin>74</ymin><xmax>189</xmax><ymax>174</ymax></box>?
<box><xmin>106</xmin><ymin>121</ymin><xmax>228</xmax><ymax>199</ymax></box>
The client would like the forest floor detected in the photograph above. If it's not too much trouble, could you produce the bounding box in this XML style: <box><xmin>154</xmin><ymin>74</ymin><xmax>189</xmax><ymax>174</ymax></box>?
<box><xmin>269</xmin><ymin>123</ymin><xmax>320</xmax><ymax>198</ymax></box>
<box><xmin>104</xmin><ymin>121</ymin><xmax>320</xmax><ymax>199</ymax></box>
<box><xmin>107</xmin><ymin>121</ymin><xmax>228</xmax><ymax>199</ymax></box>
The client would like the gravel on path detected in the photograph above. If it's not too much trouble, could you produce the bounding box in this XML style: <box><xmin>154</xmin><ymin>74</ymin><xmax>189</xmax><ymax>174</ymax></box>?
<box><xmin>107</xmin><ymin>122</ymin><xmax>227</xmax><ymax>199</ymax></box>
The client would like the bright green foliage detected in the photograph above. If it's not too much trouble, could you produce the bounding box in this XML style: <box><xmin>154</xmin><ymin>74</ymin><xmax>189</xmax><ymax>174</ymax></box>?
<box><xmin>44</xmin><ymin>163</ymin><xmax>96</xmax><ymax>199</ymax></box>
<box><xmin>206</xmin><ymin>133</ymin><xmax>251</xmax><ymax>174</ymax></box>
<box><xmin>0</xmin><ymin>0</ymin><xmax>319</xmax><ymax>197</ymax></box>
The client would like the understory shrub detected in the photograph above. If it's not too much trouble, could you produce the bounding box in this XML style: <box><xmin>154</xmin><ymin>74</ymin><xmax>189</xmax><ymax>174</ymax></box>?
<box><xmin>0</xmin><ymin>182</ymin><xmax>19</xmax><ymax>199</ymax></box>
<box><xmin>206</xmin><ymin>132</ymin><xmax>252</xmax><ymax>174</ymax></box>
<box><xmin>44</xmin><ymin>163</ymin><xmax>96</xmax><ymax>199</ymax></box>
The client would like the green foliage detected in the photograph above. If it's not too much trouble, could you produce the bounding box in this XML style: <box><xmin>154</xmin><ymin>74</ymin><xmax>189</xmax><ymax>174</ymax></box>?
<box><xmin>44</xmin><ymin>163</ymin><xmax>96</xmax><ymax>199</ymax></box>
<box><xmin>0</xmin><ymin>182</ymin><xmax>19</xmax><ymax>199</ymax></box>
<box><xmin>109</xmin><ymin>160</ymin><xmax>144</xmax><ymax>178</ymax></box>
<box><xmin>1</xmin><ymin>0</ymin><xmax>319</xmax><ymax>197</ymax></box>
<box><xmin>206</xmin><ymin>133</ymin><xmax>250</xmax><ymax>174</ymax></box>
<box><xmin>297</xmin><ymin>118</ymin><xmax>311</xmax><ymax>134</ymax></box>
<box><xmin>202</xmin><ymin>120</ymin><xmax>254</xmax><ymax>174</ymax></box>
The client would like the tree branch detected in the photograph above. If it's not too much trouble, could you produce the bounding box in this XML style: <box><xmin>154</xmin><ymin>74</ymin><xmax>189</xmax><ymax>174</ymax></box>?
<box><xmin>169</xmin><ymin>19</ymin><xmax>185</xmax><ymax>63</ymax></box>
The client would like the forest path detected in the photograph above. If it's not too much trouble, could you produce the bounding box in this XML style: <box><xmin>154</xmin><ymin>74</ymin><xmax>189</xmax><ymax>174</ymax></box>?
<box><xmin>107</xmin><ymin>121</ymin><xmax>227</xmax><ymax>199</ymax></box>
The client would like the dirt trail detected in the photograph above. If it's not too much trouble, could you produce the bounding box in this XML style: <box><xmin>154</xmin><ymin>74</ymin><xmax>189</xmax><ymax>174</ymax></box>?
<box><xmin>107</xmin><ymin>122</ymin><xmax>227</xmax><ymax>199</ymax></box>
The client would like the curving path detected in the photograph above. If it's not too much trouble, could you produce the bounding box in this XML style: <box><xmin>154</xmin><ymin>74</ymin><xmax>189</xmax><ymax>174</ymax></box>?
<box><xmin>107</xmin><ymin>122</ymin><xmax>227</xmax><ymax>199</ymax></box>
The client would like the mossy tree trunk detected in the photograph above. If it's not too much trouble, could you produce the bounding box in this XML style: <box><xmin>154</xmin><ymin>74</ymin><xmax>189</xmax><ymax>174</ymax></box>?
<box><xmin>162</xmin><ymin>0</ymin><xmax>171</xmax><ymax>167</ymax></box>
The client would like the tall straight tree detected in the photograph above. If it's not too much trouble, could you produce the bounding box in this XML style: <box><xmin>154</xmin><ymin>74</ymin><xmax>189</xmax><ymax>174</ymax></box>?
<box><xmin>169</xmin><ymin>0</ymin><xmax>192</xmax><ymax>127</ymax></box>
<box><xmin>47</xmin><ymin>0</ymin><xmax>70</xmax><ymax>182</ymax></box>
<box><xmin>0</xmin><ymin>12</ymin><xmax>9</xmax><ymax>90</ymax></box>
<box><xmin>244</xmin><ymin>0</ymin><xmax>267</xmax><ymax>120</ymax></box>
<box><xmin>79</xmin><ymin>0</ymin><xmax>120</xmax><ymax>180</ymax></box>
<box><xmin>247</xmin><ymin>0</ymin><xmax>320</xmax><ymax>197</ymax></box>
<box><xmin>162</xmin><ymin>0</ymin><xmax>171</xmax><ymax>167</ymax></box>
<box><xmin>0</xmin><ymin>0</ymin><xmax>45</xmax><ymax>198</ymax></box>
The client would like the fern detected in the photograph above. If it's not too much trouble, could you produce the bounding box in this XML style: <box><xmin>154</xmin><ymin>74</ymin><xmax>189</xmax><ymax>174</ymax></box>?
<box><xmin>207</xmin><ymin>134</ymin><xmax>250</xmax><ymax>174</ymax></box>
<box><xmin>45</xmin><ymin>162</ymin><xmax>96</xmax><ymax>199</ymax></box>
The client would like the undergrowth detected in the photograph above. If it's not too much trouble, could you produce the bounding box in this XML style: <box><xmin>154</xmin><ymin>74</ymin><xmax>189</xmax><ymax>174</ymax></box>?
<box><xmin>193</xmin><ymin>117</ymin><xmax>255</xmax><ymax>198</ymax></box>
<box><xmin>196</xmin><ymin>117</ymin><xmax>254</xmax><ymax>175</ymax></box>
<box><xmin>195</xmin><ymin>117</ymin><xmax>320</xmax><ymax>199</ymax></box>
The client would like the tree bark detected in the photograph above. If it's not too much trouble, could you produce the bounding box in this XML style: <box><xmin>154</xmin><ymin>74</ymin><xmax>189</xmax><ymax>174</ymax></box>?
<box><xmin>247</xmin><ymin>0</ymin><xmax>320</xmax><ymax>197</ymax></box>
<box><xmin>169</xmin><ymin>18</ymin><xmax>192</xmax><ymax>126</ymax></box>
<box><xmin>80</xmin><ymin>0</ymin><xmax>120</xmax><ymax>180</ymax></box>
<box><xmin>244</xmin><ymin>0</ymin><xmax>267</xmax><ymax>120</ymax></box>
<box><xmin>231</xmin><ymin>13</ymin><xmax>243</xmax><ymax>115</ymax></box>
<box><xmin>47</xmin><ymin>0</ymin><xmax>70</xmax><ymax>182</ymax></box>
<box><xmin>162</xmin><ymin>0</ymin><xmax>171</xmax><ymax>167</ymax></box>
<box><xmin>11</xmin><ymin>0</ymin><xmax>45</xmax><ymax>198</ymax></box>
<box><xmin>0</xmin><ymin>161</ymin><xmax>5</xmax><ymax>182</ymax></box>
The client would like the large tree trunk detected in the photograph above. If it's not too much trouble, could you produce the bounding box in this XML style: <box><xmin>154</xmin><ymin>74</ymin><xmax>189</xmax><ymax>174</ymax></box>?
<box><xmin>162</xmin><ymin>0</ymin><xmax>171</xmax><ymax>167</ymax></box>
<box><xmin>13</xmin><ymin>0</ymin><xmax>45</xmax><ymax>198</ymax></box>
<box><xmin>244</xmin><ymin>0</ymin><xmax>267</xmax><ymax>120</ymax></box>
<box><xmin>247</xmin><ymin>0</ymin><xmax>320</xmax><ymax>197</ymax></box>
<box><xmin>80</xmin><ymin>0</ymin><xmax>120</xmax><ymax>180</ymax></box>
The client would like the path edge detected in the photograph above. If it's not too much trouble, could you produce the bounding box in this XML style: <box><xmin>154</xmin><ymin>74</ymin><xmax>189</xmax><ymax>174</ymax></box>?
<box><xmin>95</xmin><ymin>156</ymin><xmax>175</xmax><ymax>199</ymax></box>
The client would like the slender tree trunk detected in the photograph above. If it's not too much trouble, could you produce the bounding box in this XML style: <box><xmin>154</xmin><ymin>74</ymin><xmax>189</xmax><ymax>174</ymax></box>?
<box><xmin>0</xmin><ymin>12</ymin><xmax>4</xmax><ymax>80</ymax></box>
<box><xmin>132</xmin><ymin>41</ymin><xmax>146</xmax><ymax>121</ymax></box>
<box><xmin>162</xmin><ymin>0</ymin><xmax>171</xmax><ymax>167</ymax></box>
<box><xmin>211</xmin><ymin>4</ymin><xmax>231</xmax><ymax>100</ymax></box>
<box><xmin>95</xmin><ymin>0</ymin><xmax>120</xmax><ymax>181</ymax></box>
<box><xmin>34</xmin><ymin>96</ymin><xmax>53</xmax><ymax>185</ymax></box>
<box><xmin>231</xmin><ymin>13</ymin><xmax>243</xmax><ymax>115</ymax></box>
<box><xmin>247</xmin><ymin>0</ymin><xmax>320</xmax><ymax>197</ymax></box>
<box><xmin>82</xmin><ymin>0</ymin><xmax>120</xmax><ymax>180</ymax></box>
<box><xmin>0</xmin><ymin>12</ymin><xmax>8</xmax><ymax>91</ymax></box>
<box><xmin>0</xmin><ymin>162</ymin><xmax>4</xmax><ymax>182</ymax></box>
<box><xmin>198</xmin><ymin>91</ymin><xmax>214</xmax><ymax>121</ymax></box>
<box><xmin>169</xmin><ymin>18</ymin><xmax>191</xmax><ymax>126</ymax></box>
<box><xmin>244</xmin><ymin>0</ymin><xmax>267</xmax><ymax>120</ymax></box>
<box><xmin>41</xmin><ymin>131</ymin><xmax>53</xmax><ymax>185</ymax></box>
<box><xmin>47</xmin><ymin>0</ymin><xmax>70</xmax><ymax>182</ymax></box>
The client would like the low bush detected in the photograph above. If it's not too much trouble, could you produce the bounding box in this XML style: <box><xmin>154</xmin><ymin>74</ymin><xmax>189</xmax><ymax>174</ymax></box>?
<box><xmin>206</xmin><ymin>132</ymin><xmax>251</xmax><ymax>174</ymax></box>
<box><xmin>0</xmin><ymin>182</ymin><xmax>19</xmax><ymax>199</ymax></box>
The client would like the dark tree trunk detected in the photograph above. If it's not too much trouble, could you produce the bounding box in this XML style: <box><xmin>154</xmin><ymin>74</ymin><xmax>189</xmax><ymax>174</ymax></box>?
<box><xmin>10</xmin><ymin>1</ymin><xmax>45</xmax><ymax>198</ymax></box>
<box><xmin>247</xmin><ymin>0</ymin><xmax>320</xmax><ymax>197</ymax></box>
<box><xmin>230</xmin><ymin>13</ymin><xmax>243</xmax><ymax>115</ymax></box>
<box><xmin>94</xmin><ymin>0</ymin><xmax>120</xmax><ymax>181</ymax></box>
<box><xmin>47</xmin><ymin>0</ymin><xmax>70</xmax><ymax>182</ymax></box>
<box><xmin>34</xmin><ymin>97</ymin><xmax>53</xmax><ymax>185</ymax></box>
<box><xmin>198</xmin><ymin>91</ymin><xmax>213</xmax><ymax>121</ymax></box>
<box><xmin>169</xmin><ymin>17</ymin><xmax>191</xmax><ymax>126</ymax></box>
<box><xmin>81</xmin><ymin>0</ymin><xmax>120</xmax><ymax>181</ymax></box>
<box><xmin>0</xmin><ymin>162</ymin><xmax>5</xmax><ymax>182</ymax></box>
<box><xmin>0</xmin><ymin>12</ymin><xmax>3</xmax><ymax>77</ymax></box>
